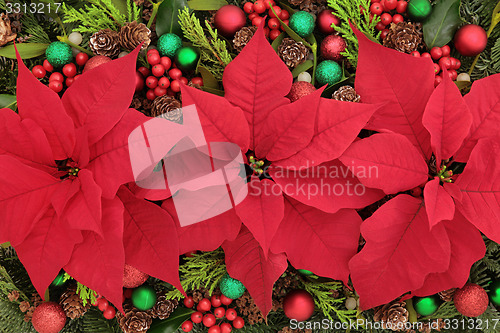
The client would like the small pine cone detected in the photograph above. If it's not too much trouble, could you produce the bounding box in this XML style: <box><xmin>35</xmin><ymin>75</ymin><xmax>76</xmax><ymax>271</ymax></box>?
<box><xmin>131</xmin><ymin>96</ymin><xmax>143</xmax><ymax>111</ymax></box>
<box><xmin>89</xmin><ymin>29</ymin><xmax>121</xmax><ymax>57</ymax></box>
<box><xmin>235</xmin><ymin>292</ymin><xmax>264</xmax><ymax>325</ymax></box>
<box><xmin>332</xmin><ymin>86</ymin><xmax>361</xmax><ymax>103</ymax></box>
<box><xmin>0</xmin><ymin>13</ymin><xmax>17</xmax><ymax>47</ymax></box>
<box><xmin>7</xmin><ymin>10</ymin><xmax>22</xmax><ymax>34</ymax></box>
<box><xmin>19</xmin><ymin>301</ymin><xmax>30</xmax><ymax>313</ymax></box>
<box><xmin>133</xmin><ymin>0</ymin><xmax>145</xmax><ymax>5</ymax></box>
<box><xmin>383</xmin><ymin>22</ymin><xmax>423</xmax><ymax>54</ymax></box>
<box><xmin>438</xmin><ymin>288</ymin><xmax>457</xmax><ymax>302</ymax></box>
<box><xmin>233</xmin><ymin>26</ymin><xmax>257</xmax><ymax>53</ymax></box>
<box><xmin>59</xmin><ymin>285</ymin><xmax>91</xmax><ymax>319</ymax></box>
<box><xmin>187</xmin><ymin>80</ymin><xmax>202</xmax><ymax>90</ymax></box>
<box><xmin>147</xmin><ymin>295</ymin><xmax>178</xmax><ymax>320</ymax></box>
<box><xmin>8</xmin><ymin>290</ymin><xmax>20</xmax><ymax>302</ymax></box>
<box><xmin>117</xmin><ymin>304</ymin><xmax>153</xmax><ymax>333</ymax></box>
<box><xmin>373</xmin><ymin>301</ymin><xmax>409</xmax><ymax>331</ymax></box>
<box><xmin>300</xmin><ymin>0</ymin><xmax>326</xmax><ymax>15</ymax></box>
<box><xmin>273</xmin><ymin>269</ymin><xmax>301</xmax><ymax>309</ymax></box>
<box><xmin>278</xmin><ymin>38</ymin><xmax>309</xmax><ymax>68</ymax></box>
<box><xmin>151</xmin><ymin>95</ymin><xmax>182</xmax><ymax>122</ymax></box>
<box><xmin>192</xmin><ymin>288</ymin><xmax>211</xmax><ymax>303</ymax></box>
<box><xmin>120</xmin><ymin>21</ymin><xmax>151</xmax><ymax>51</ymax></box>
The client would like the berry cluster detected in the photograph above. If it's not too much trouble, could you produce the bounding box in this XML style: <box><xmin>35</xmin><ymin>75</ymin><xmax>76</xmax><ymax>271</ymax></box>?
<box><xmin>31</xmin><ymin>53</ymin><xmax>89</xmax><ymax>93</ymax></box>
<box><xmin>410</xmin><ymin>45</ymin><xmax>461</xmax><ymax>86</ymax></box>
<box><xmin>243</xmin><ymin>0</ymin><xmax>289</xmax><ymax>41</ymax></box>
<box><xmin>181</xmin><ymin>294</ymin><xmax>245</xmax><ymax>333</ymax></box>
<box><xmin>92</xmin><ymin>295</ymin><xmax>117</xmax><ymax>320</ymax></box>
<box><xmin>370</xmin><ymin>0</ymin><xmax>408</xmax><ymax>39</ymax></box>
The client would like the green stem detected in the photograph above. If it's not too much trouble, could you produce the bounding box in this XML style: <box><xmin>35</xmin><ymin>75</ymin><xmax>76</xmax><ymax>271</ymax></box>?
<box><xmin>406</xmin><ymin>298</ymin><xmax>419</xmax><ymax>323</ymax></box>
<box><xmin>57</xmin><ymin>36</ymin><xmax>93</xmax><ymax>56</ymax></box>
<box><xmin>311</xmin><ymin>43</ymin><xmax>317</xmax><ymax>85</ymax></box>
<box><xmin>468</xmin><ymin>24</ymin><xmax>497</xmax><ymax>76</ymax></box>
<box><xmin>147</xmin><ymin>0</ymin><xmax>164</xmax><ymax>29</ymax></box>
<box><xmin>55</xmin><ymin>16</ymin><xmax>67</xmax><ymax>37</ymax></box>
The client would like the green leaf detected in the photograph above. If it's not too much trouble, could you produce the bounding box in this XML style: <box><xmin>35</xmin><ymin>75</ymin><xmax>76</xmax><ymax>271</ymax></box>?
<box><xmin>148</xmin><ymin>307</ymin><xmax>194</xmax><ymax>333</ymax></box>
<box><xmin>291</xmin><ymin>60</ymin><xmax>313</xmax><ymax>78</ymax></box>
<box><xmin>201</xmin><ymin>86</ymin><xmax>225</xmax><ymax>96</ymax></box>
<box><xmin>271</xmin><ymin>32</ymin><xmax>286</xmax><ymax>53</ymax></box>
<box><xmin>187</xmin><ymin>0</ymin><xmax>227</xmax><ymax>10</ymax></box>
<box><xmin>0</xmin><ymin>95</ymin><xmax>17</xmax><ymax>111</ymax></box>
<box><xmin>320</xmin><ymin>74</ymin><xmax>355</xmax><ymax>98</ymax></box>
<box><xmin>423</xmin><ymin>0</ymin><xmax>462</xmax><ymax>48</ymax></box>
<box><xmin>156</xmin><ymin>0</ymin><xmax>189</xmax><ymax>36</ymax></box>
<box><xmin>493</xmin><ymin>1</ymin><xmax>500</xmax><ymax>28</ymax></box>
<box><xmin>197</xmin><ymin>66</ymin><xmax>219</xmax><ymax>89</ymax></box>
<box><xmin>110</xmin><ymin>0</ymin><xmax>128</xmax><ymax>16</ymax></box>
<box><xmin>0</xmin><ymin>43</ymin><xmax>49</xmax><ymax>59</ymax></box>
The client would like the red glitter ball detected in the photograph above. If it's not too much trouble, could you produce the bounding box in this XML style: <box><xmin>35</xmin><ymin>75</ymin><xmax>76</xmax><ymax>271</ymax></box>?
<box><xmin>453</xmin><ymin>283</ymin><xmax>489</xmax><ymax>317</ymax></box>
<box><xmin>287</xmin><ymin>81</ymin><xmax>316</xmax><ymax>102</ymax></box>
<box><xmin>123</xmin><ymin>264</ymin><xmax>149</xmax><ymax>288</ymax></box>
<box><xmin>32</xmin><ymin>302</ymin><xmax>66</xmax><ymax>333</ymax></box>
<box><xmin>83</xmin><ymin>55</ymin><xmax>112</xmax><ymax>73</ymax></box>
<box><xmin>320</xmin><ymin>35</ymin><xmax>347</xmax><ymax>62</ymax></box>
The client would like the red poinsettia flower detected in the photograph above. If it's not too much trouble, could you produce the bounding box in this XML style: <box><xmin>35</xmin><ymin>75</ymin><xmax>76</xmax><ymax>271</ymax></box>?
<box><xmin>338</xmin><ymin>27</ymin><xmax>500</xmax><ymax>309</ymax></box>
<box><xmin>156</xmin><ymin>22</ymin><xmax>384</xmax><ymax>316</ymax></box>
<box><xmin>0</xmin><ymin>47</ymin><xmax>182</xmax><ymax>312</ymax></box>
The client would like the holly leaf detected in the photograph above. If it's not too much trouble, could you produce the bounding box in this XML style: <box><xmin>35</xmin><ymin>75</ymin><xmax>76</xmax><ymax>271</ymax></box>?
<box><xmin>423</xmin><ymin>178</ymin><xmax>455</xmax><ymax>229</ymax></box>
<box><xmin>156</xmin><ymin>0</ymin><xmax>189</xmax><ymax>36</ymax></box>
<box><xmin>423</xmin><ymin>0</ymin><xmax>462</xmax><ymax>49</ymax></box>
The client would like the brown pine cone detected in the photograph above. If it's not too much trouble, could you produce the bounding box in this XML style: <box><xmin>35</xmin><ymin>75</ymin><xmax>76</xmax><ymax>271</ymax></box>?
<box><xmin>147</xmin><ymin>295</ymin><xmax>178</xmax><ymax>320</ymax></box>
<box><xmin>233</xmin><ymin>26</ymin><xmax>257</xmax><ymax>53</ymax></box>
<box><xmin>8</xmin><ymin>290</ymin><xmax>20</xmax><ymax>302</ymax></box>
<box><xmin>23</xmin><ymin>293</ymin><xmax>42</xmax><ymax>322</ymax></box>
<box><xmin>0</xmin><ymin>13</ymin><xmax>17</xmax><ymax>47</ymax></box>
<box><xmin>332</xmin><ymin>86</ymin><xmax>361</xmax><ymax>103</ymax></box>
<box><xmin>278</xmin><ymin>38</ymin><xmax>309</xmax><ymax>68</ymax></box>
<box><xmin>59</xmin><ymin>285</ymin><xmax>91</xmax><ymax>319</ymax></box>
<box><xmin>373</xmin><ymin>301</ymin><xmax>409</xmax><ymax>331</ymax></box>
<box><xmin>120</xmin><ymin>21</ymin><xmax>151</xmax><ymax>51</ymax></box>
<box><xmin>89</xmin><ymin>29</ymin><xmax>121</xmax><ymax>57</ymax></box>
<box><xmin>151</xmin><ymin>95</ymin><xmax>182</xmax><ymax>121</ymax></box>
<box><xmin>438</xmin><ymin>288</ymin><xmax>457</xmax><ymax>302</ymax></box>
<box><xmin>272</xmin><ymin>270</ymin><xmax>300</xmax><ymax>310</ymax></box>
<box><xmin>235</xmin><ymin>292</ymin><xmax>264</xmax><ymax>325</ymax></box>
<box><xmin>288</xmin><ymin>0</ymin><xmax>326</xmax><ymax>15</ymax></box>
<box><xmin>192</xmin><ymin>288</ymin><xmax>212</xmax><ymax>303</ymax></box>
<box><xmin>383</xmin><ymin>22</ymin><xmax>423</xmax><ymax>54</ymax></box>
<box><xmin>6</xmin><ymin>9</ymin><xmax>22</xmax><ymax>35</ymax></box>
<box><xmin>131</xmin><ymin>96</ymin><xmax>143</xmax><ymax>111</ymax></box>
<box><xmin>133</xmin><ymin>0</ymin><xmax>145</xmax><ymax>5</ymax></box>
<box><xmin>116</xmin><ymin>304</ymin><xmax>153</xmax><ymax>333</ymax></box>
<box><xmin>19</xmin><ymin>301</ymin><xmax>30</xmax><ymax>313</ymax></box>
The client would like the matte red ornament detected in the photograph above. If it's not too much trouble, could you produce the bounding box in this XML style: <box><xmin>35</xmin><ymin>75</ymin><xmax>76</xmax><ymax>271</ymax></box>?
<box><xmin>135</xmin><ymin>71</ymin><xmax>144</xmax><ymax>92</ymax></box>
<box><xmin>454</xmin><ymin>283</ymin><xmax>489</xmax><ymax>317</ymax></box>
<box><xmin>214</xmin><ymin>5</ymin><xmax>247</xmax><ymax>37</ymax></box>
<box><xmin>123</xmin><ymin>264</ymin><xmax>149</xmax><ymax>288</ymax></box>
<box><xmin>83</xmin><ymin>55</ymin><xmax>112</xmax><ymax>73</ymax></box>
<box><xmin>31</xmin><ymin>302</ymin><xmax>66</xmax><ymax>333</ymax></box>
<box><xmin>454</xmin><ymin>24</ymin><xmax>488</xmax><ymax>57</ymax></box>
<box><xmin>286</xmin><ymin>81</ymin><xmax>316</xmax><ymax>102</ymax></box>
<box><xmin>317</xmin><ymin>9</ymin><xmax>340</xmax><ymax>34</ymax></box>
<box><xmin>283</xmin><ymin>289</ymin><xmax>315</xmax><ymax>321</ymax></box>
<box><xmin>320</xmin><ymin>34</ymin><xmax>347</xmax><ymax>61</ymax></box>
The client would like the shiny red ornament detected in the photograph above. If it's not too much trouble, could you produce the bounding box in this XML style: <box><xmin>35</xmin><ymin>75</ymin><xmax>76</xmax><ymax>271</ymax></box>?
<box><xmin>82</xmin><ymin>55</ymin><xmax>111</xmax><ymax>73</ymax></box>
<box><xmin>287</xmin><ymin>81</ymin><xmax>317</xmax><ymax>102</ymax></box>
<box><xmin>32</xmin><ymin>65</ymin><xmax>46</xmax><ymax>79</ymax></box>
<box><xmin>454</xmin><ymin>283</ymin><xmax>489</xmax><ymax>317</ymax></box>
<box><xmin>283</xmin><ymin>289</ymin><xmax>315</xmax><ymax>321</ymax></box>
<box><xmin>317</xmin><ymin>9</ymin><xmax>340</xmax><ymax>34</ymax></box>
<box><xmin>123</xmin><ymin>264</ymin><xmax>149</xmax><ymax>288</ymax></box>
<box><xmin>214</xmin><ymin>5</ymin><xmax>247</xmax><ymax>37</ymax></box>
<box><xmin>454</xmin><ymin>24</ymin><xmax>488</xmax><ymax>57</ymax></box>
<box><xmin>31</xmin><ymin>302</ymin><xmax>66</xmax><ymax>333</ymax></box>
<box><xmin>135</xmin><ymin>71</ymin><xmax>144</xmax><ymax>92</ymax></box>
<box><xmin>320</xmin><ymin>34</ymin><xmax>347</xmax><ymax>61</ymax></box>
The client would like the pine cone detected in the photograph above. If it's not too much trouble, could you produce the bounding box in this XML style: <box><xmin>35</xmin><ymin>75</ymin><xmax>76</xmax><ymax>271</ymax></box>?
<box><xmin>151</xmin><ymin>95</ymin><xmax>182</xmax><ymax>121</ymax></box>
<box><xmin>288</xmin><ymin>0</ymin><xmax>326</xmax><ymax>15</ymax></box>
<box><xmin>192</xmin><ymin>288</ymin><xmax>212</xmax><ymax>303</ymax></box>
<box><xmin>8</xmin><ymin>290</ymin><xmax>20</xmax><ymax>302</ymax></box>
<box><xmin>117</xmin><ymin>304</ymin><xmax>153</xmax><ymax>333</ymax></box>
<box><xmin>120</xmin><ymin>21</ymin><xmax>151</xmax><ymax>51</ymax></box>
<box><xmin>278</xmin><ymin>38</ymin><xmax>309</xmax><ymax>68</ymax></box>
<box><xmin>233</xmin><ymin>26</ymin><xmax>257</xmax><ymax>53</ymax></box>
<box><xmin>438</xmin><ymin>288</ymin><xmax>457</xmax><ymax>302</ymax></box>
<box><xmin>131</xmin><ymin>96</ymin><xmax>143</xmax><ymax>111</ymax></box>
<box><xmin>374</xmin><ymin>301</ymin><xmax>409</xmax><ymax>331</ymax></box>
<box><xmin>23</xmin><ymin>293</ymin><xmax>42</xmax><ymax>322</ymax></box>
<box><xmin>383</xmin><ymin>22</ymin><xmax>423</xmax><ymax>54</ymax></box>
<box><xmin>235</xmin><ymin>292</ymin><xmax>264</xmax><ymax>325</ymax></box>
<box><xmin>0</xmin><ymin>13</ymin><xmax>17</xmax><ymax>47</ymax></box>
<box><xmin>133</xmin><ymin>0</ymin><xmax>145</xmax><ymax>5</ymax></box>
<box><xmin>147</xmin><ymin>295</ymin><xmax>178</xmax><ymax>320</ymax></box>
<box><xmin>272</xmin><ymin>270</ymin><xmax>300</xmax><ymax>310</ymax></box>
<box><xmin>89</xmin><ymin>29</ymin><xmax>121</xmax><ymax>57</ymax></box>
<box><xmin>6</xmin><ymin>9</ymin><xmax>22</xmax><ymax>34</ymax></box>
<box><xmin>332</xmin><ymin>86</ymin><xmax>361</xmax><ymax>103</ymax></box>
<box><xmin>19</xmin><ymin>301</ymin><xmax>30</xmax><ymax>313</ymax></box>
<box><xmin>59</xmin><ymin>285</ymin><xmax>91</xmax><ymax>319</ymax></box>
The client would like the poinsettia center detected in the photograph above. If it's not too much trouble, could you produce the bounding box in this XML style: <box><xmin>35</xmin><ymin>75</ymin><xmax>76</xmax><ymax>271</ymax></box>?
<box><xmin>436</xmin><ymin>165</ymin><xmax>453</xmax><ymax>183</ymax></box>
<box><xmin>248</xmin><ymin>155</ymin><xmax>265</xmax><ymax>176</ymax></box>
<box><xmin>56</xmin><ymin>159</ymin><xmax>80</xmax><ymax>179</ymax></box>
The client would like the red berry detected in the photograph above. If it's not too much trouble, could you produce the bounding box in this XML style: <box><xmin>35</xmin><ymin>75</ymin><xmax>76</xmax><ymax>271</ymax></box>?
<box><xmin>191</xmin><ymin>77</ymin><xmax>204</xmax><ymax>86</ymax></box>
<box><xmin>430</xmin><ymin>47</ymin><xmax>443</xmax><ymax>60</ymax></box>
<box><xmin>203</xmin><ymin>314</ymin><xmax>216</xmax><ymax>328</ymax></box>
<box><xmin>392</xmin><ymin>14</ymin><xmax>403</xmax><ymax>24</ymax></box>
<box><xmin>158</xmin><ymin>76</ymin><xmax>170</xmax><ymax>88</ymax></box>
<box><xmin>380</xmin><ymin>13</ymin><xmax>392</xmax><ymax>25</ymax></box>
<box><xmin>220</xmin><ymin>294</ymin><xmax>233</xmax><ymax>306</ymax></box>
<box><xmin>123</xmin><ymin>289</ymin><xmax>133</xmax><ymax>299</ymax></box>
<box><xmin>381</xmin><ymin>29</ymin><xmax>390</xmax><ymax>39</ymax></box>
<box><xmin>103</xmin><ymin>306</ymin><xmax>116</xmax><ymax>320</ymax></box>
<box><xmin>270</xmin><ymin>29</ymin><xmax>281</xmax><ymax>40</ymax></box>
<box><xmin>252</xmin><ymin>16</ymin><xmax>264</xmax><ymax>27</ymax></box>
<box><xmin>396</xmin><ymin>0</ymin><xmax>407</xmax><ymax>13</ymax></box>
<box><xmin>160</xmin><ymin>57</ymin><xmax>172</xmax><ymax>70</ymax></box>
<box><xmin>62</xmin><ymin>63</ymin><xmax>77</xmax><ymax>78</ymax></box>
<box><xmin>152</xmin><ymin>64</ymin><xmax>165</xmax><ymax>77</ymax></box>
<box><xmin>211</xmin><ymin>295</ymin><xmax>222</xmax><ymax>308</ymax></box>
<box><xmin>208</xmin><ymin>326</ymin><xmax>221</xmax><ymax>333</ymax></box>
<box><xmin>49</xmin><ymin>72</ymin><xmax>64</xmax><ymax>82</ymax></box>
<box><xmin>169</xmin><ymin>68</ymin><xmax>182</xmax><ymax>80</ymax></box>
<box><xmin>75</xmin><ymin>53</ymin><xmax>89</xmax><ymax>66</ymax></box>
<box><xmin>384</xmin><ymin>0</ymin><xmax>397</xmax><ymax>10</ymax></box>
<box><xmin>269</xmin><ymin>5</ymin><xmax>281</xmax><ymax>18</ymax></box>
<box><xmin>92</xmin><ymin>297</ymin><xmax>101</xmax><ymax>307</ymax></box>
<box><xmin>138</xmin><ymin>66</ymin><xmax>149</xmax><ymax>77</ymax></box>
<box><xmin>268</xmin><ymin>18</ymin><xmax>280</xmax><ymax>29</ymax></box>
<box><xmin>43</xmin><ymin>59</ymin><xmax>53</xmax><ymax>72</ymax></box>
<box><xmin>146</xmin><ymin>89</ymin><xmax>156</xmax><ymax>100</ymax></box>
<box><xmin>232</xmin><ymin>317</ymin><xmax>245</xmax><ymax>329</ymax></box>
<box><xmin>66</xmin><ymin>77</ymin><xmax>74</xmax><ymax>87</ymax></box>
<box><xmin>450</xmin><ymin>57</ymin><xmax>461</xmax><ymax>70</ymax></box>
<box><xmin>264</xmin><ymin>0</ymin><xmax>275</xmax><ymax>9</ymax></box>
<box><xmin>449</xmin><ymin>69</ymin><xmax>458</xmax><ymax>81</ymax></box>
<box><xmin>281</xmin><ymin>20</ymin><xmax>289</xmax><ymax>30</ymax></box>
<box><xmin>439</xmin><ymin>56</ymin><xmax>451</xmax><ymax>70</ymax></box>
<box><xmin>147</xmin><ymin>52</ymin><xmax>161</xmax><ymax>65</ymax></box>
<box><xmin>214</xmin><ymin>307</ymin><xmax>225</xmax><ymax>318</ymax></box>
<box><xmin>370</xmin><ymin>3</ymin><xmax>383</xmax><ymax>15</ymax></box>
<box><xmin>184</xmin><ymin>251</ymin><xmax>197</xmax><ymax>257</ymax></box>
<box><xmin>434</xmin><ymin>75</ymin><xmax>442</xmax><ymax>87</ymax></box>
<box><xmin>32</xmin><ymin>65</ymin><xmax>46</xmax><ymax>79</ymax></box>
<box><xmin>380</xmin><ymin>0</ymin><xmax>386</xmax><ymax>10</ymax></box>
<box><xmin>279</xmin><ymin>10</ymin><xmax>289</xmax><ymax>20</ymax></box>
<box><xmin>243</xmin><ymin>2</ymin><xmax>254</xmax><ymax>13</ymax></box>
<box><xmin>421</xmin><ymin>52</ymin><xmax>431</xmax><ymax>59</ymax></box>
<box><xmin>441</xmin><ymin>45</ymin><xmax>451</xmax><ymax>57</ymax></box>
<box><xmin>220</xmin><ymin>323</ymin><xmax>232</xmax><ymax>333</ymax></box>
<box><xmin>146</xmin><ymin>76</ymin><xmax>158</xmax><ymax>89</ymax></box>
<box><xmin>183</xmin><ymin>296</ymin><xmax>195</xmax><ymax>308</ymax></box>
<box><xmin>97</xmin><ymin>298</ymin><xmax>108</xmax><ymax>311</ymax></box>
<box><xmin>248</xmin><ymin>12</ymin><xmax>259</xmax><ymax>20</ymax></box>
<box><xmin>154</xmin><ymin>86</ymin><xmax>167</xmax><ymax>97</ymax></box>
<box><xmin>181</xmin><ymin>320</ymin><xmax>194</xmax><ymax>332</ymax></box>
<box><xmin>253</xmin><ymin>0</ymin><xmax>266</xmax><ymax>14</ymax></box>
<box><xmin>197</xmin><ymin>298</ymin><xmax>212</xmax><ymax>312</ymax></box>
<box><xmin>147</xmin><ymin>48</ymin><xmax>159</xmax><ymax>56</ymax></box>
<box><xmin>48</xmin><ymin>80</ymin><xmax>63</xmax><ymax>93</ymax></box>
<box><xmin>74</xmin><ymin>74</ymin><xmax>81</xmax><ymax>81</ymax></box>
<box><xmin>433</xmin><ymin>63</ymin><xmax>440</xmax><ymax>74</ymax></box>
<box><xmin>375</xmin><ymin>21</ymin><xmax>386</xmax><ymax>31</ymax></box>
<box><xmin>179</xmin><ymin>76</ymin><xmax>188</xmax><ymax>85</ymax></box>
<box><xmin>191</xmin><ymin>311</ymin><xmax>203</xmax><ymax>323</ymax></box>
<box><xmin>225</xmin><ymin>308</ymin><xmax>237</xmax><ymax>321</ymax></box>
<box><xmin>264</xmin><ymin>27</ymin><xmax>270</xmax><ymax>37</ymax></box>
<box><xmin>410</xmin><ymin>51</ymin><xmax>420</xmax><ymax>57</ymax></box>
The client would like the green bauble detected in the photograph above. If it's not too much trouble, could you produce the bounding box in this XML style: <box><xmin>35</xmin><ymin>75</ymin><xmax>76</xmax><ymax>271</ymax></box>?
<box><xmin>488</xmin><ymin>280</ymin><xmax>500</xmax><ymax>306</ymax></box>
<box><xmin>289</xmin><ymin>11</ymin><xmax>315</xmax><ymax>38</ymax></box>
<box><xmin>315</xmin><ymin>60</ymin><xmax>342</xmax><ymax>86</ymax></box>
<box><xmin>45</xmin><ymin>42</ymin><xmax>73</xmax><ymax>68</ymax></box>
<box><xmin>157</xmin><ymin>33</ymin><xmax>183</xmax><ymax>58</ymax></box>
<box><xmin>51</xmin><ymin>271</ymin><xmax>66</xmax><ymax>287</ymax></box>
<box><xmin>413</xmin><ymin>295</ymin><xmax>441</xmax><ymax>316</ymax></box>
<box><xmin>220</xmin><ymin>273</ymin><xmax>246</xmax><ymax>299</ymax></box>
<box><xmin>174</xmin><ymin>46</ymin><xmax>200</xmax><ymax>72</ymax></box>
<box><xmin>407</xmin><ymin>0</ymin><xmax>432</xmax><ymax>22</ymax></box>
<box><xmin>297</xmin><ymin>269</ymin><xmax>314</xmax><ymax>276</ymax></box>
<box><xmin>131</xmin><ymin>285</ymin><xmax>156</xmax><ymax>311</ymax></box>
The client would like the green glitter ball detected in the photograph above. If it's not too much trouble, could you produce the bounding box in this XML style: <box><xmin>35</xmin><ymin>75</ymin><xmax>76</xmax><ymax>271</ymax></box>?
<box><xmin>315</xmin><ymin>60</ymin><xmax>342</xmax><ymax>86</ymax></box>
<box><xmin>220</xmin><ymin>273</ymin><xmax>246</xmax><ymax>299</ymax></box>
<box><xmin>131</xmin><ymin>285</ymin><xmax>156</xmax><ymax>311</ymax></box>
<box><xmin>413</xmin><ymin>295</ymin><xmax>441</xmax><ymax>316</ymax></box>
<box><xmin>407</xmin><ymin>0</ymin><xmax>432</xmax><ymax>22</ymax></box>
<box><xmin>174</xmin><ymin>46</ymin><xmax>200</xmax><ymax>72</ymax></box>
<box><xmin>488</xmin><ymin>280</ymin><xmax>500</xmax><ymax>306</ymax></box>
<box><xmin>157</xmin><ymin>33</ymin><xmax>183</xmax><ymax>58</ymax></box>
<box><xmin>289</xmin><ymin>11</ymin><xmax>315</xmax><ymax>38</ymax></box>
<box><xmin>45</xmin><ymin>42</ymin><xmax>73</xmax><ymax>68</ymax></box>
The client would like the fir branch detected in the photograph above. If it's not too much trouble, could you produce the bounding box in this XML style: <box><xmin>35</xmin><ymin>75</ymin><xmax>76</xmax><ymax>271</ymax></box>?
<box><xmin>82</xmin><ymin>307</ymin><xmax>121</xmax><ymax>333</ymax></box>
<box><xmin>0</xmin><ymin>299</ymin><xmax>36</xmax><ymax>333</ymax></box>
<box><xmin>0</xmin><ymin>265</ymin><xmax>29</xmax><ymax>303</ymax></box>
<box><xmin>20</xmin><ymin>12</ymin><xmax>51</xmax><ymax>44</ymax></box>
<box><xmin>476</xmin><ymin>305</ymin><xmax>500</xmax><ymax>333</ymax></box>
<box><xmin>127</xmin><ymin>0</ymin><xmax>141</xmax><ymax>22</ymax></box>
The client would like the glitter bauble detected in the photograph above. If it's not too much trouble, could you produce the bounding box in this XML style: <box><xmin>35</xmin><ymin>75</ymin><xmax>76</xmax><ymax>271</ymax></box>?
<box><xmin>214</xmin><ymin>5</ymin><xmax>247</xmax><ymax>37</ymax></box>
<box><xmin>32</xmin><ymin>302</ymin><xmax>66</xmax><ymax>333</ymax></box>
<box><xmin>157</xmin><ymin>33</ymin><xmax>183</xmax><ymax>58</ymax></box>
<box><xmin>454</xmin><ymin>283</ymin><xmax>489</xmax><ymax>317</ymax></box>
<box><xmin>45</xmin><ymin>42</ymin><xmax>73</xmax><ymax>68</ymax></box>
<box><xmin>123</xmin><ymin>264</ymin><xmax>149</xmax><ymax>288</ymax></box>
<box><xmin>289</xmin><ymin>11</ymin><xmax>315</xmax><ymax>38</ymax></box>
<box><xmin>219</xmin><ymin>273</ymin><xmax>246</xmax><ymax>299</ymax></box>
<box><xmin>287</xmin><ymin>81</ymin><xmax>316</xmax><ymax>102</ymax></box>
<box><xmin>317</xmin><ymin>9</ymin><xmax>340</xmax><ymax>34</ymax></box>
<box><xmin>320</xmin><ymin>34</ymin><xmax>346</xmax><ymax>61</ymax></box>
<box><xmin>315</xmin><ymin>60</ymin><xmax>342</xmax><ymax>86</ymax></box>
<box><xmin>283</xmin><ymin>289</ymin><xmax>315</xmax><ymax>321</ymax></box>
<box><xmin>83</xmin><ymin>55</ymin><xmax>112</xmax><ymax>73</ymax></box>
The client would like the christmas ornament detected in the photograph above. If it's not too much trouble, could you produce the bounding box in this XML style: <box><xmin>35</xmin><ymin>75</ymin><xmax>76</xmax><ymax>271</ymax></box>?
<box><xmin>214</xmin><ymin>5</ymin><xmax>247</xmax><ymax>37</ymax></box>
<box><xmin>413</xmin><ymin>295</ymin><xmax>440</xmax><ymax>316</ymax></box>
<box><xmin>51</xmin><ymin>272</ymin><xmax>66</xmax><ymax>287</ymax></box>
<box><xmin>220</xmin><ymin>273</ymin><xmax>246</xmax><ymax>299</ymax></box>
<box><xmin>68</xmin><ymin>32</ymin><xmax>83</xmax><ymax>45</ymax></box>
<box><xmin>297</xmin><ymin>269</ymin><xmax>314</xmax><ymax>276</ymax></box>
<box><xmin>31</xmin><ymin>302</ymin><xmax>66</xmax><ymax>333</ymax></box>
<box><xmin>320</xmin><ymin>34</ymin><xmax>346</xmax><ymax>61</ymax></box>
<box><xmin>315</xmin><ymin>60</ymin><xmax>342</xmax><ymax>85</ymax></box>
<box><xmin>132</xmin><ymin>285</ymin><xmax>157</xmax><ymax>311</ymax></box>
<box><xmin>283</xmin><ymin>289</ymin><xmax>315</xmax><ymax>321</ymax></box>
<box><xmin>297</xmin><ymin>71</ymin><xmax>312</xmax><ymax>83</ymax></box>
<box><xmin>45</xmin><ymin>42</ymin><xmax>73</xmax><ymax>68</ymax></box>
<box><xmin>289</xmin><ymin>11</ymin><xmax>315</xmax><ymax>38</ymax></box>
<box><xmin>317</xmin><ymin>9</ymin><xmax>340</xmax><ymax>34</ymax></box>
<box><xmin>82</xmin><ymin>55</ymin><xmax>111</xmax><ymax>73</ymax></box>
<box><xmin>488</xmin><ymin>280</ymin><xmax>500</xmax><ymax>306</ymax></box>
<box><xmin>287</xmin><ymin>81</ymin><xmax>316</xmax><ymax>102</ymax></box>
<box><xmin>123</xmin><ymin>264</ymin><xmax>149</xmax><ymax>288</ymax></box>
<box><xmin>454</xmin><ymin>283</ymin><xmax>489</xmax><ymax>317</ymax></box>
<box><xmin>407</xmin><ymin>0</ymin><xmax>432</xmax><ymax>22</ymax></box>
<box><xmin>454</xmin><ymin>24</ymin><xmax>488</xmax><ymax>57</ymax></box>
<box><xmin>157</xmin><ymin>33</ymin><xmax>183</xmax><ymax>58</ymax></box>
<box><xmin>174</xmin><ymin>46</ymin><xmax>200</xmax><ymax>72</ymax></box>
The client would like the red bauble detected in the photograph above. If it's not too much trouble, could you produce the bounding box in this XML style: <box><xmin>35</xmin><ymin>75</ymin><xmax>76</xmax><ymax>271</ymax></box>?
<box><xmin>454</xmin><ymin>283</ymin><xmax>489</xmax><ymax>317</ymax></box>
<box><xmin>135</xmin><ymin>71</ymin><xmax>144</xmax><ymax>92</ymax></box>
<box><xmin>122</xmin><ymin>264</ymin><xmax>149</xmax><ymax>288</ymax></box>
<box><xmin>83</xmin><ymin>55</ymin><xmax>111</xmax><ymax>73</ymax></box>
<box><xmin>287</xmin><ymin>81</ymin><xmax>317</xmax><ymax>102</ymax></box>
<box><xmin>31</xmin><ymin>302</ymin><xmax>66</xmax><ymax>333</ymax></box>
<box><xmin>320</xmin><ymin>34</ymin><xmax>347</xmax><ymax>61</ymax></box>
<box><xmin>214</xmin><ymin>5</ymin><xmax>247</xmax><ymax>37</ymax></box>
<box><xmin>283</xmin><ymin>289</ymin><xmax>315</xmax><ymax>321</ymax></box>
<box><xmin>317</xmin><ymin>9</ymin><xmax>340</xmax><ymax>34</ymax></box>
<box><xmin>454</xmin><ymin>24</ymin><xmax>488</xmax><ymax>57</ymax></box>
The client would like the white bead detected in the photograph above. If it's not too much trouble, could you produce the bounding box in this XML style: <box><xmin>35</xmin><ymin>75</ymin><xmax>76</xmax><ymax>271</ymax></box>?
<box><xmin>68</xmin><ymin>32</ymin><xmax>83</xmax><ymax>45</ymax></box>
<box><xmin>456</xmin><ymin>73</ymin><xmax>471</xmax><ymax>82</ymax></box>
<box><xmin>297</xmin><ymin>72</ymin><xmax>312</xmax><ymax>83</ymax></box>
<box><xmin>345</xmin><ymin>297</ymin><xmax>357</xmax><ymax>310</ymax></box>
<box><xmin>118</xmin><ymin>51</ymin><xmax>129</xmax><ymax>58</ymax></box>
